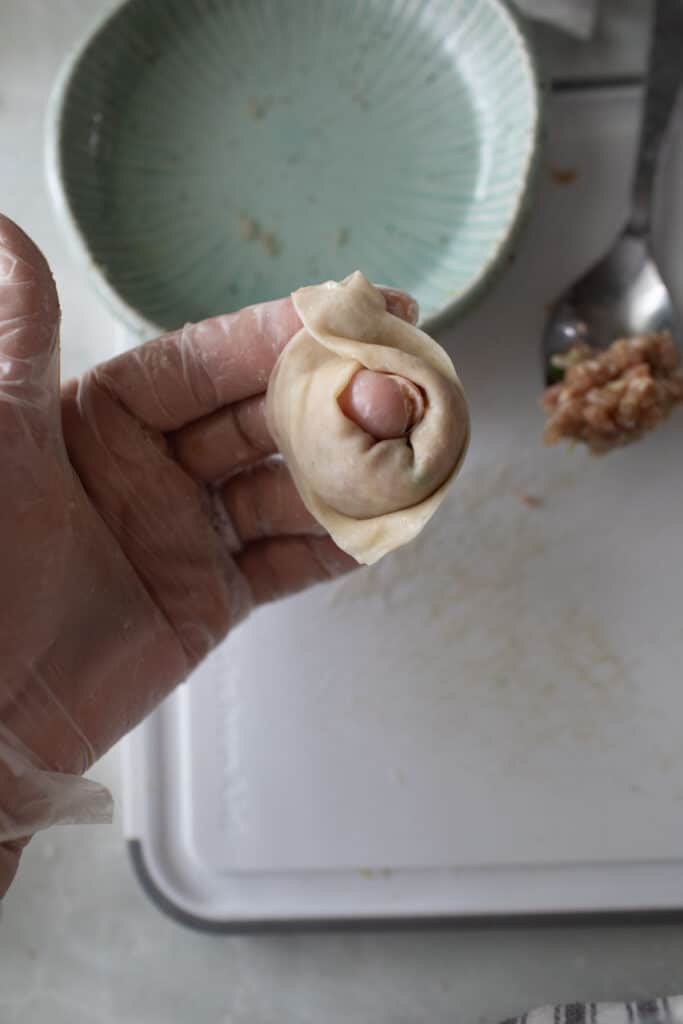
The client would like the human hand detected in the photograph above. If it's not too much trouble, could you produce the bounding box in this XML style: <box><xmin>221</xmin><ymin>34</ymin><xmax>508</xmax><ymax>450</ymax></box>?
<box><xmin>0</xmin><ymin>214</ymin><xmax>418</xmax><ymax>894</ymax></box>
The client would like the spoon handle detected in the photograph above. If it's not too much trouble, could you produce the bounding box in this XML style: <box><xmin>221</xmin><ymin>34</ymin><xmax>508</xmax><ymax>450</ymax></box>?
<box><xmin>629</xmin><ymin>0</ymin><xmax>683</xmax><ymax>236</ymax></box>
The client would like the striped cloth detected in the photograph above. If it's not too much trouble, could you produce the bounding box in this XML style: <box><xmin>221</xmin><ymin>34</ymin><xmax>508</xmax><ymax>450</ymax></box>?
<box><xmin>501</xmin><ymin>999</ymin><xmax>683</xmax><ymax>1024</ymax></box>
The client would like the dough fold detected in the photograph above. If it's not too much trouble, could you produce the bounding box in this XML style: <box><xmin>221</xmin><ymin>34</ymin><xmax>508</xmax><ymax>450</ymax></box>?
<box><xmin>266</xmin><ymin>272</ymin><xmax>470</xmax><ymax>564</ymax></box>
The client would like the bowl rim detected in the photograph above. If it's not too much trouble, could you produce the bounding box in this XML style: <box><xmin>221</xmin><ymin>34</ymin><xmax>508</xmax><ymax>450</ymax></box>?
<box><xmin>426</xmin><ymin>1</ymin><xmax>542</xmax><ymax>332</ymax></box>
<box><xmin>45</xmin><ymin>2</ymin><xmax>162</xmax><ymax>340</ymax></box>
<box><xmin>45</xmin><ymin>0</ymin><xmax>541</xmax><ymax>339</ymax></box>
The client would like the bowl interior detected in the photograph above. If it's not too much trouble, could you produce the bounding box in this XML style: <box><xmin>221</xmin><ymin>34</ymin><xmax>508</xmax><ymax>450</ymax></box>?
<box><xmin>55</xmin><ymin>0</ymin><xmax>537</xmax><ymax>331</ymax></box>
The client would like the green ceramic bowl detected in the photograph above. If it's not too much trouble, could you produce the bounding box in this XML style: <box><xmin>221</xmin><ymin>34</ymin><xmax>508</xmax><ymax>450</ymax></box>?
<box><xmin>47</xmin><ymin>0</ymin><xmax>539</xmax><ymax>335</ymax></box>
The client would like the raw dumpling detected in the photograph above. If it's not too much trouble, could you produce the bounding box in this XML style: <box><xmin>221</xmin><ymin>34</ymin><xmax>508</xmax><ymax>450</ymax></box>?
<box><xmin>266</xmin><ymin>272</ymin><xmax>470</xmax><ymax>564</ymax></box>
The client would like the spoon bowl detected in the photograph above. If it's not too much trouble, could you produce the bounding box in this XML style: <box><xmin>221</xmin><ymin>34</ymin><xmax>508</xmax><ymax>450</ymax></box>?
<box><xmin>543</xmin><ymin>234</ymin><xmax>678</xmax><ymax>383</ymax></box>
<box><xmin>542</xmin><ymin>0</ymin><xmax>683</xmax><ymax>384</ymax></box>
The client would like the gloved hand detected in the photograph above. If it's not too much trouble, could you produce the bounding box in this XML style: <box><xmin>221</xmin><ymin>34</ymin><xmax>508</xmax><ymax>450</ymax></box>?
<box><xmin>0</xmin><ymin>214</ymin><xmax>418</xmax><ymax>895</ymax></box>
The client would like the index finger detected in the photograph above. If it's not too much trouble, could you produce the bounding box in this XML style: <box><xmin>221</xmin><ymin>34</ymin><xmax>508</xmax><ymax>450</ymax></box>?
<box><xmin>89</xmin><ymin>288</ymin><xmax>418</xmax><ymax>433</ymax></box>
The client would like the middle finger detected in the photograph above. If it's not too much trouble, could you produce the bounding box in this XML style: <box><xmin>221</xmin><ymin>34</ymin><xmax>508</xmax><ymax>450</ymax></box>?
<box><xmin>171</xmin><ymin>393</ymin><xmax>274</xmax><ymax>481</ymax></box>
<box><xmin>220</xmin><ymin>460</ymin><xmax>323</xmax><ymax>545</ymax></box>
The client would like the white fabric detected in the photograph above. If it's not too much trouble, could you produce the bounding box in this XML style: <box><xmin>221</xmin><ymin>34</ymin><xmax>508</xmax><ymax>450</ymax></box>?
<box><xmin>502</xmin><ymin>996</ymin><xmax>683</xmax><ymax>1024</ymax></box>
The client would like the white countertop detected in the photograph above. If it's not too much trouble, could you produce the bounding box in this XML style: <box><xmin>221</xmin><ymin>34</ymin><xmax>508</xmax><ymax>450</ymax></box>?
<box><xmin>3</xmin><ymin>3</ymin><xmax>683</xmax><ymax>1023</ymax></box>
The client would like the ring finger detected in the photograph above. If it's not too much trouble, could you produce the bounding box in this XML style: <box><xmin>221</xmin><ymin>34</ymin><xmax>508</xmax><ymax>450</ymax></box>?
<box><xmin>219</xmin><ymin>459</ymin><xmax>323</xmax><ymax>545</ymax></box>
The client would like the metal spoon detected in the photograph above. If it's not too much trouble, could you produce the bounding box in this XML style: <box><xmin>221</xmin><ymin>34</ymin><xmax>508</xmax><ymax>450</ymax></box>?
<box><xmin>542</xmin><ymin>0</ymin><xmax>683</xmax><ymax>384</ymax></box>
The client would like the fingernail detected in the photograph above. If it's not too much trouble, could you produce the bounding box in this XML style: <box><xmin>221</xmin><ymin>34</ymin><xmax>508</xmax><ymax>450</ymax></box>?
<box><xmin>384</xmin><ymin>291</ymin><xmax>420</xmax><ymax>325</ymax></box>
<box><xmin>0</xmin><ymin>252</ymin><xmax>16</xmax><ymax>280</ymax></box>
<box><xmin>405</xmin><ymin>297</ymin><xmax>419</xmax><ymax>325</ymax></box>
<box><xmin>0</xmin><ymin>250</ymin><xmax>35</xmax><ymax>285</ymax></box>
<box><xmin>339</xmin><ymin>370</ymin><xmax>425</xmax><ymax>440</ymax></box>
<box><xmin>389</xmin><ymin>374</ymin><xmax>425</xmax><ymax>430</ymax></box>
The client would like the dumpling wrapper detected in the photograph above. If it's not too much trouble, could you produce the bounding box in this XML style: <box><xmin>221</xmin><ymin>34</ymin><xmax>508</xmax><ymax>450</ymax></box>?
<box><xmin>265</xmin><ymin>272</ymin><xmax>470</xmax><ymax>565</ymax></box>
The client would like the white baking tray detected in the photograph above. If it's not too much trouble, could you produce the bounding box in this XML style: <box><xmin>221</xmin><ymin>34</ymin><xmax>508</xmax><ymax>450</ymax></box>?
<box><xmin>122</xmin><ymin>85</ymin><xmax>683</xmax><ymax>929</ymax></box>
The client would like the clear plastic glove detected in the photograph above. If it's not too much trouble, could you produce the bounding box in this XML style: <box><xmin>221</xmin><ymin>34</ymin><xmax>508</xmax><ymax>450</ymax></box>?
<box><xmin>0</xmin><ymin>214</ymin><xmax>418</xmax><ymax>895</ymax></box>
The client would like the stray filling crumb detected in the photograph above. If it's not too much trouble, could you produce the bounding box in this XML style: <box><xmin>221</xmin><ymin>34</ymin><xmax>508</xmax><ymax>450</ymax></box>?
<box><xmin>541</xmin><ymin>331</ymin><xmax>683</xmax><ymax>454</ymax></box>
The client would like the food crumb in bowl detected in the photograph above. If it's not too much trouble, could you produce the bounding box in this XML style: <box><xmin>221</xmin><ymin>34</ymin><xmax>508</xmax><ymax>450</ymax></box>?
<box><xmin>336</xmin><ymin>227</ymin><xmax>350</xmax><ymax>248</ymax></box>
<box><xmin>246</xmin><ymin>96</ymin><xmax>272</xmax><ymax>120</ymax></box>
<box><xmin>541</xmin><ymin>331</ymin><xmax>683</xmax><ymax>453</ymax></box>
<box><xmin>261</xmin><ymin>232</ymin><xmax>281</xmax><ymax>258</ymax></box>
<box><xmin>238</xmin><ymin>213</ymin><xmax>260</xmax><ymax>241</ymax></box>
<box><xmin>550</xmin><ymin>166</ymin><xmax>579</xmax><ymax>186</ymax></box>
<box><xmin>515</xmin><ymin>491</ymin><xmax>544</xmax><ymax>508</ymax></box>
<box><xmin>237</xmin><ymin>214</ymin><xmax>281</xmax><ymax>257</ymax></box>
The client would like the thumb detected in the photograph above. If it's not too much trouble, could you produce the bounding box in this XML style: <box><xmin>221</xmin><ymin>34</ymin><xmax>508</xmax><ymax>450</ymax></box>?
<box><xmin>0</xmin><ymin>214</ymin><xmax>61</xmax><ymax>442</ymax></box>
<box><xmin>338</xmin><ymin>369</ymin><xmax>425</xmax><ymax>440</ymax></box>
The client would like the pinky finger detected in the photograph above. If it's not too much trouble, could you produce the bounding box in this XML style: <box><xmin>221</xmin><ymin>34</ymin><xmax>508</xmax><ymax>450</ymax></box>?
<box><xmin>237</xmin><ymin>535</ymin><xmax>357</xmax><ymax>606</ymax></box>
